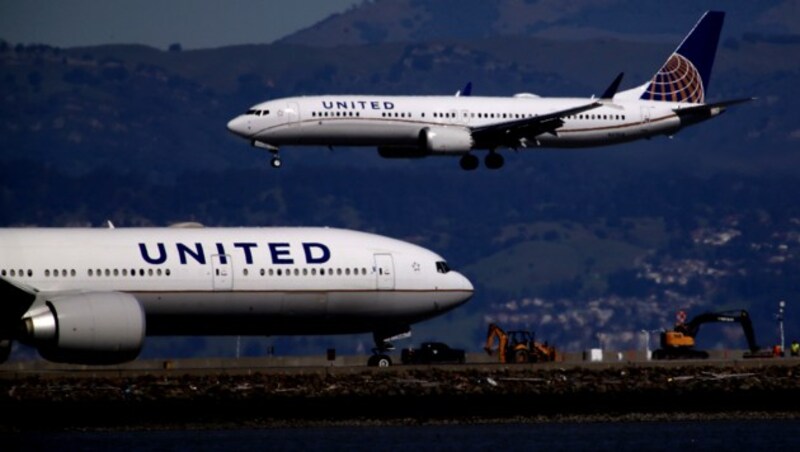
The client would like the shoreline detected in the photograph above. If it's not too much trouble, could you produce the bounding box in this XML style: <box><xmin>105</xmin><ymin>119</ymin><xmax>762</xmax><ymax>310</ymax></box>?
<box><xmin>3</xmin><ymin>361</ymin><xmax>800</xmax><ymax>431</ymax></box>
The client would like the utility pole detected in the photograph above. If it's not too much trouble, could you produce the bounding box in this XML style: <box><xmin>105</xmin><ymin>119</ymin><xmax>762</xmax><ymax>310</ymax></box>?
<box><xmin>778</xmin><ymin>300</ymin><xmax>786</xmax><ymax>356</ymax></box>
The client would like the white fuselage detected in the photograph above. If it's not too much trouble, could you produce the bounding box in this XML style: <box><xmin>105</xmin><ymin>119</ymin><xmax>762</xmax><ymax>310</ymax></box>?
<box><xmin>226</xmin><ymin>94</ymin><xmax>705</xmax><ymax>151</ymax></box>
<box><xmin>0</xmin><ymin>227</ymin><xmax>473</xmax><ymax>336</ymax></box>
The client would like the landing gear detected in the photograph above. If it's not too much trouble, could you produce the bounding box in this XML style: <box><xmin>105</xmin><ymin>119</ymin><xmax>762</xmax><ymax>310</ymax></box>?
<box><xmin>251</xmin><ymin>140</ymin><xmax>282</xmax><ymax>169</ymax></box>
<box><xmin>485</xmin><ymin>151</ymin><xmax>504</xmax><ymax>170</ymax></box>
<box><xmin>270</xmin><ymin>155</ymin><xmax>282</xmax><ymax>168</ymax></box>
<box><xmin>367</xmin><ymin>330</ymin><xmax>404</xmax><ymax>367</ymax></box>
<box><xmin>459</xmin><ymin>153</ymin><xmax>479</xmax><ymax>171</ymax></box>
<box><xmin>367</xmin><ymin>354</ymin><xmax>393</xmax><ymax>367</ymax></box>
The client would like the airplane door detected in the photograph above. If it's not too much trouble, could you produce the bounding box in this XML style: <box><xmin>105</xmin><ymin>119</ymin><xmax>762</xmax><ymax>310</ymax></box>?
<box><xmin>211</xmin><ymin>254</ymin><xmax>233</xmax><ymax>291</ymax></box>
<box><xmin>459</xmin><ymin>110</ymin><xmax>470</xmax><ymax>124</ymax></box>
<box><xmin>640</xmin><ymin>106</ymin><xmax>653</xmax><ymax>133</ymax></box>
<box><xmin>287</xmin><ymin>102</ymin><xmax>299</xmax><ymax>123</ymax></box>
<box><xmin>374</xmin><ymin>254</ymin><xmax>395</xmax><ymax>290</ymax></box>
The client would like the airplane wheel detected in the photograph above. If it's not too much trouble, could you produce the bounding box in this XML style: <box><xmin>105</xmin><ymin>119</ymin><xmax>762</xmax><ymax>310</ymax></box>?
<box><xmin>270</xmin><ymin>156</ymin><xmax>282</xmax><ymax>168</ymax></box>
<box><xmin>485</xmin><ymin>152</ymin><xmax>504</xmax><ymax>170</ymax></box>
<box><xmin>459</xmin><ymin>154</ymin><xmax>479</xmax><ymax>171</ymax></box>
<box><xmin>368</xmin><ymin>354</ymin><xmax>392</xmax><ymax>367</ymax></box>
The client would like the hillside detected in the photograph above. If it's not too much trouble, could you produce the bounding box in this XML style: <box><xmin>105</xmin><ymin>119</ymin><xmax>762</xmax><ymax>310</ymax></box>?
<box><xmin>2</xmin><ymin>1</ymin><xmax>800</xmax><ymax>359</ymax></box>
<box><xmin>281</xmin><ymin>0</ymin><xmax>798</xmax><ymax>47</ymax></box>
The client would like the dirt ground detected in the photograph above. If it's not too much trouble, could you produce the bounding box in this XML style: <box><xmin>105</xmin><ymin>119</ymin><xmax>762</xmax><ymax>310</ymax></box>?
<box><xmin>2</xmin><ymin>361</ymin><xmax>799</xmax><ymax>430</ymax></box>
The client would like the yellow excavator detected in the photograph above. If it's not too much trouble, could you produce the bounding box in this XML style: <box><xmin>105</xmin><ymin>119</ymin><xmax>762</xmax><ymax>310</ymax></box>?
<box><xmin>652</xmin><ymin>309</ymin><xmax>773</xmax><ymax>359</ymax></box>
<box><xmin>484</xmin><ymin>323</ymin><xmax>557</xmax><ymax>364</ymax></box>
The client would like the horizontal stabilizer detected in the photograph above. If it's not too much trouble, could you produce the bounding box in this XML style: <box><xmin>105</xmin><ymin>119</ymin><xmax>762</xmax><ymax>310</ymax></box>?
<box><xmin>674</xmin><ymin>97</ymin><xmax>755</xmax><ymax>117</ymax></box>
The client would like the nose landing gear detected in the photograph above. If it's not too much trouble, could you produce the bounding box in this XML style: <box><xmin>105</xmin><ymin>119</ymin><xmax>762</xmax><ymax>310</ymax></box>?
<box><xmin>270</xmin><ymin>155</ymin><xmax>282</xmax><ymax>168</ymax></box>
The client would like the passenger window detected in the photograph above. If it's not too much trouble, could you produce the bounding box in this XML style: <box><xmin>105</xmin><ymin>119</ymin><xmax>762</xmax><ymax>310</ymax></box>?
<box><xmin>243</xmin><ymin>268</ymin><xmax>249</xmax><ymax>276</ymax></box>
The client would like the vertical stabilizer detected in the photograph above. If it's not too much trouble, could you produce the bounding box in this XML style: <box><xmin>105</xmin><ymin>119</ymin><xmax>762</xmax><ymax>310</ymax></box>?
<box><xmin>639</xmin><ymin>11</ymin><xmax>725</xmax><ymax>103</ymax></box>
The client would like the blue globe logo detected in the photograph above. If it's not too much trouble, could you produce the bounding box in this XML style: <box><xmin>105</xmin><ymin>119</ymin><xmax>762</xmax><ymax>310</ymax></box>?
<box><xmin>642</xmin><ymin>53</ymin><xmax>704</xmax><ymax>103</ymax></box>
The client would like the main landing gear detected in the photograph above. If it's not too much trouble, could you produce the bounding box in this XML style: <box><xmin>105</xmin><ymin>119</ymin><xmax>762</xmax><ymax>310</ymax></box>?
<box><xmin>460</xmin><ymin>151</ymin><xmax>504</xmax><ymax>171</ymax></box>
<box><xmin>485</xmin><ymin>151</ymin><xmax>504</xmax><ymax>170</ymax></box>
<box><xmin>367</xmin><ymin>331</ymin><xmax>398</xmax><ymax>367</ymax></box>
<box><xmin>459</xmin><ymin>153</ymin><xmax>479</xmax><ymax>171</ymax></box>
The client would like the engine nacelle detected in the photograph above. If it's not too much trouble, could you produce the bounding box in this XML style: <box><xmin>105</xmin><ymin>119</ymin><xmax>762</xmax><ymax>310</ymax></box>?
<box><xmin>23</xmin><ymin>292</ymin><xmax>145</xmax><ymax>365</ymax></box>
<box><xmin>418</xmin><ymin>126</ymin><xmax>473</xmax><ymax>154</ymax></box>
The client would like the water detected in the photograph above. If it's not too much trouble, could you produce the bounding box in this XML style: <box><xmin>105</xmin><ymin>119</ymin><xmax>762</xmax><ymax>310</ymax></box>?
<box><xmin>6</xmin><ymin>420</ymin><xmax>800</xmax><ymax>451</ymax></box>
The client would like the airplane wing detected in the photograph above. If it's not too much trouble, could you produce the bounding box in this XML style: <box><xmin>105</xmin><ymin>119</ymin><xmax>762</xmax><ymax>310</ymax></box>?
<box><xmin>470</xmin><ymin>101</ymin><xmax>601</xmax><ymax>148</ymax></box>
<box><xmin>470</xmin><ymin>73</ymin><xmax>622</xmax><ymax>148</ymax></box>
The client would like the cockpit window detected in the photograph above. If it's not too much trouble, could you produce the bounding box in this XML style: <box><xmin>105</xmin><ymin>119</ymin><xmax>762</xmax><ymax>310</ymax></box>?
<box><xmin>436</xmin><ymin>261</ymin><xmax>450</xmax><ymax>274</ymax></box>
<box><xmin>245</xmin><ymin>109</ymin><xmax>270</xmax><ymax>116</ymax></box>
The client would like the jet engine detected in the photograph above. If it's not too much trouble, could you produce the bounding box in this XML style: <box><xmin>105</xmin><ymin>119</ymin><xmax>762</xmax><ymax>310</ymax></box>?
<box><xmin>418</xmin><ymin>126</ymin><xmax>473</xmax><ymax>154</ymax></box>
<box><xmin>22</xmin><ymin>292</ymin><xmax>145</xmax><ymax>365</ymax></box>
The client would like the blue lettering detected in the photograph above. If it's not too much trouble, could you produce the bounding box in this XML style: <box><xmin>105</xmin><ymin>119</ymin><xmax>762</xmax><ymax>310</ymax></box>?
<box><xmin>234</xmin><ymin>242</ymin><xmax>258</xmax><ymax>264</ymax></box>
<box><xmin>177</xmin><ymin>243</ymin><xmax>206</xmax><ymax>265</ymax></box>
<box><xmin>384</xmin><ymin>101</ymin><xmax>395</xmax><ymax>110</ymax></box>
<box><xmin>139</xmin><ymin>243</ymin><xmax>166</xmax><ymax>265</ymax></box>
<box><xmin>357</xmin><ymin>101</ymin><xmax>367</xmax><ymax>109</ymax></box>
<box><xmin>303</xmin><ymin>243</ymin><xmax>331</xmax><ymax>264</ymax></box>
<box><xmin>215</xmin><ymin>243</ymin><xmax>228</xmax><ymax>264</ymax></box>
<box><xmin>322</xmin><ymin>101</ymin><xmax>333</xmax><ymax>109</ymax></box>
<box><xmin>370</xmin><ymin>101</ymin><xmax>380</xmax><ymax>109</ymax></box>
<box><xmin>269</xmin><ymin>243</ymin><xmax>294</xmax><ymax>264</ymax></box>
<box><xmin>336</xmin><ymin>101</ymin><xmax>348</xmax><ymax>109</ymax></box>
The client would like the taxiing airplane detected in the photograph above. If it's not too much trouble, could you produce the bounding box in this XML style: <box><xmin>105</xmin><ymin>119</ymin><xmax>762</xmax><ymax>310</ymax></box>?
<box><xmin>227</xmin><ymin>11</ymin><xmax>752</xmax><ymax>170</ymax></box>
<box><xmin>0</xmin><ymin>225</ymin><xmax>473</xmax><ymax>366</ymax></box>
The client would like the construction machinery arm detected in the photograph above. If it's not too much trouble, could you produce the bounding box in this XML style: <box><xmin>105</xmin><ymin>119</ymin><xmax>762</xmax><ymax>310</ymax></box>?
<box><xmin>484</xmin><ymin>323</ymin><xmax>509</xmax><ymax>363</ymax></box>
<box><xmin>677</xmin><ymin>310</ymin><xmax>760</xmax><ymax>352</ymax></box>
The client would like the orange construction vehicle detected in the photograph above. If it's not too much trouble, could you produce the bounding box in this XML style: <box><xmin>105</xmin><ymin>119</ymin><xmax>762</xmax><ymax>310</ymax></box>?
<box><xmin>652</xmin><ymin>309</ymin><xmax>773</xmax><ymax>360</ymax></box>
<box><xmin>484</xmin><ymin>323</ymin><xmax>557</xmax><ymax>363</ymax></box>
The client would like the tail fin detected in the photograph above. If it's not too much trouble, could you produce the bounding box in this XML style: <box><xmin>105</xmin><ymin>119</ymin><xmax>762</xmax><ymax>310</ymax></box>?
<box><xmin>640</xmin><ymin>11</ymin><xmax>725</xmax><ymax>104</ymax></box>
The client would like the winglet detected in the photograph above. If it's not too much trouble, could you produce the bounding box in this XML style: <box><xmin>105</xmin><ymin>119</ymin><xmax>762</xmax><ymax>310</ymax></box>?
<box><xmin>455</xmin><ymin>82</ymin><xmax>472</xmax><ymax>97</ymax></box>
<box><xmin>601</xmin><ymin>72</ymin><xmax>624</xmax><ymax>100</ymax></box>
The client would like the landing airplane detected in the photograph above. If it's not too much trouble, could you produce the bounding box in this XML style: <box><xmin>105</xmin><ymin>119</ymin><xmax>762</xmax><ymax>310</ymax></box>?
<box><xmin>227</xmin><ymin>11</ymin><xmax>752</xmax><ymax>170</ymax></box>
<box><xmin>0</xmin><ymin>225</ymin><xmax>473</xmax><ymax>367</ymax></box>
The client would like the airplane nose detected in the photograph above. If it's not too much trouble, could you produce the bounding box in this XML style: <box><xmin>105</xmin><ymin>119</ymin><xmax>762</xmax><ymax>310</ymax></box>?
<box><xmin>452</xmin><ymin>271</ymin><xmax>474</xmax><ymax>304</ymax></box>
<box><xmin>226</xmin><ymin>116</ymin><xmax>248</xmax><ymax>137</ymax></box>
